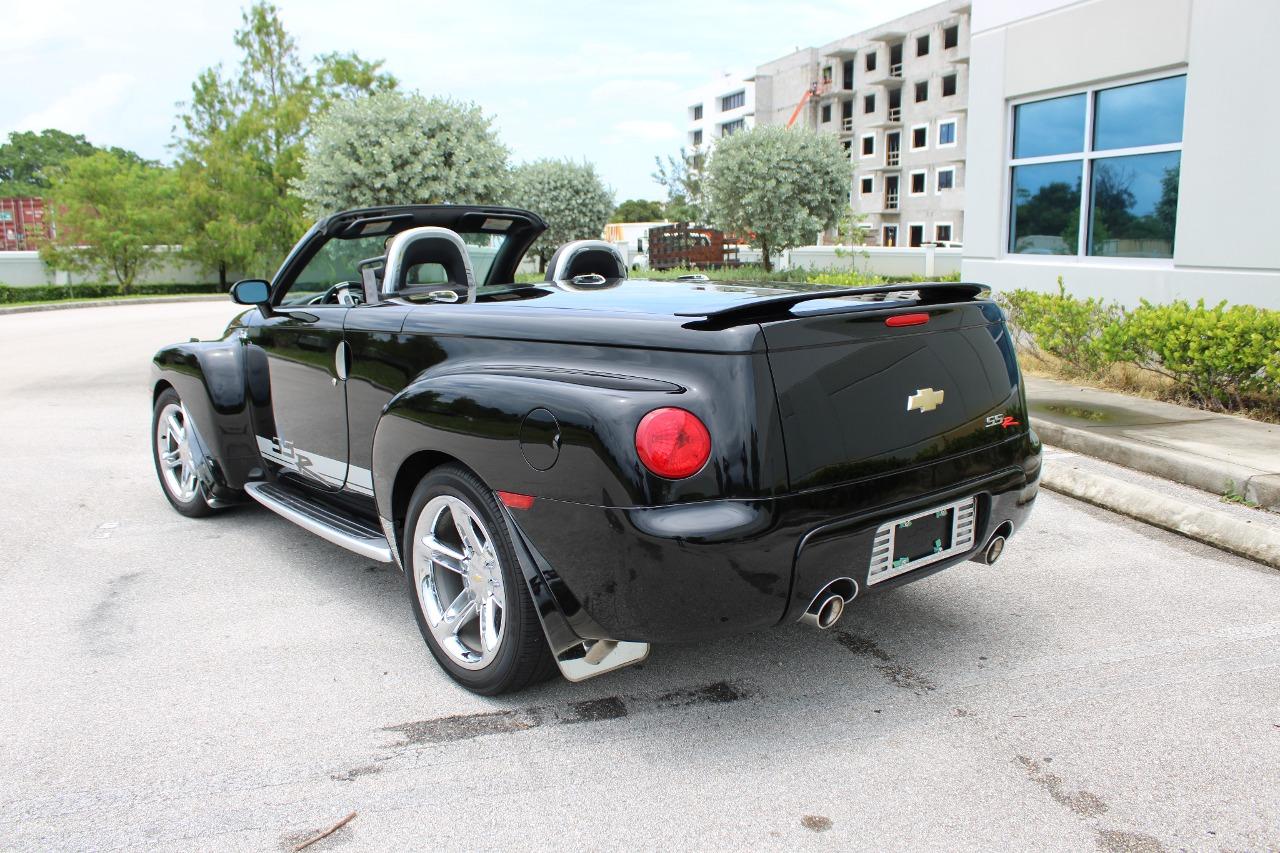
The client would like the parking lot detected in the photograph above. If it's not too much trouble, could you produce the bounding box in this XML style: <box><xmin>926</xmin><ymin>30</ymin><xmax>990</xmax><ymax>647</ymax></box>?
<box><xmin>1</xmin><ymin>301</ymin><xmax>1278</xmax><ymax>852</ymax></box>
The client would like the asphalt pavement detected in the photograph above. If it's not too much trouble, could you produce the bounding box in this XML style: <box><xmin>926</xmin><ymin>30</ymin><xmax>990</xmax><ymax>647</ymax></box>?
<box><xmin>1</xmin><ymin>302</ymin><xmax>1278</xmax><ymax>852</ymax></box>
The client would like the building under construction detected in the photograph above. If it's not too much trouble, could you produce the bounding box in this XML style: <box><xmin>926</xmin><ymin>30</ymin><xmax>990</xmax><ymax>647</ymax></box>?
<box><xmin>752</xmin><ymin>1</ymin><xmax>971</xmax><ymax>248</ymax></box>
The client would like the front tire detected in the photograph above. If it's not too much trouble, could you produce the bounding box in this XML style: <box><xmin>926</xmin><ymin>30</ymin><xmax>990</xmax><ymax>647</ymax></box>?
<box><xmin>404</xmin><ymin>465</ymin><xmax>556</xmax><ymax>695</ymax></box>
<box><xmin>151</xmin><ymin>388</ymin><xmax>214</xmax><ymax>518</ymax></box>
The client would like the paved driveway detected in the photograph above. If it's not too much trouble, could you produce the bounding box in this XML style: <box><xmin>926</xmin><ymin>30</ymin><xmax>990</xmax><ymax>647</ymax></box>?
<box><xmin>1</xmin><ymin>303</ymin><xmax>1277</xmax><ymax>851</ymax></box>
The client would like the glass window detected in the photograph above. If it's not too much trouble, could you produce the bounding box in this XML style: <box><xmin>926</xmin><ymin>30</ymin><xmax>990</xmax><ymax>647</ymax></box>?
<box><xmin>720</xmin><ymin>91</ymin><xmax>745</xmax><ymax>111</ymax></box>
<box><xmin>911</xmin><ymin>126</ymin><xmax>928</xmax><ymax>149</ymax></box>
<box><xmin>942</xmin><ymin>73</ymin><xmax>957</xmax><ymax>97</ymax></box>
<box><xmin>864</xmin><ymin>93</ymin><xmax>875</xmax><ymax>114</ymax></box>
<box><xmin>1013</xmin><ymin>93</ymin><xmax>1086</xmax><ymax>158</ymax></box>
<box><xmin>937</xmin><ymin>168</ymin><xmax>955</xmax><ymax>190</ymax></box>
<box><xmin>1088</xmin><ymin>151</ymin><xmax>1180</xmax><ymax>258</ymax></box>
<box><xmin>915</xmin><ymin>81</ymin><xmax>928</xmax><ymax>102</ymax></box>
<box><xmin>1009</xmin><ymin>161</ymin><xmax>1082</xmax><ymax>255</ymax></box>
<box><xmin>1093</xmin><ymin>75</ymin><xmax>1186</xmax><ymax>150</ymax></box>
<box><xmin>1007</xmin><ymin>75</ymin><xmax>1184</xmax><ymax>261</ymax></box>
<box><xmin>721</xmin><ymin>118</ymin><xmax>745</xmax><ymax>136</ymax></box>
<box><xmin>691</xmin><ymin>104</ymin><xmax>703</xmax><ymax>121</ymax></box>
<box><xmin>283</xmin><ymin>234</ymin><xmax>390</xmax><ymax>304</ymax></box>
<box><xmin>910</xmin><ymin>172</ymin><xmax>926</xmax><ymax>194</ymax></box>
<box><xmin>936</xmin><ymin>224</ymin><xmax>953</xmax><ymax>242</ymax></box>
<box><xmin>938</xmin><ymin>121</ymin><xmax>956</xmax><ymax>146</ymax></box>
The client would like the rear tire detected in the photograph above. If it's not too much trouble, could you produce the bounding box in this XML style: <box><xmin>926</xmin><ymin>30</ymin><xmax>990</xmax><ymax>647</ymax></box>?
<box><xmin>151</xmin><ymin>388</ymin><xmax>215</xmax><ymax>518</ymax></box>
<box><xmin>403</xmin><ymin>464</ymin><xmax>557</xmax><ymax>695</ymax></box>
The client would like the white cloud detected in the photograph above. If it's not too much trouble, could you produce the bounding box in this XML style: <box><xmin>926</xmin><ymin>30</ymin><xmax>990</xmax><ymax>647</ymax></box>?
<box><xmin>12</xmin><ymin>72</ymin><xmax>135</xmax><ymax>139</ymax></box>
<box><xmin>603</xmin><ymin>120</ymin><xmax>681</xmax><ymax>146</ymax></box>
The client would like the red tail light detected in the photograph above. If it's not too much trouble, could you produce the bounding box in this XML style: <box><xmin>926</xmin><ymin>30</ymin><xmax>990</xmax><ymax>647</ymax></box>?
<box><xmin>886</xmin><ymin>312</ymin><xmax>930</xmax><ymax>327</ymax></box>
<box><xmin>635</xmin><ymin>407</ymin><xmax>711</xmax><ymax>479</ymax></box>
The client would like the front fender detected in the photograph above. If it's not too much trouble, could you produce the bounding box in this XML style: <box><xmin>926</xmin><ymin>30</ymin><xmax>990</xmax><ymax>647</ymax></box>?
<box><xmin>151</xmin><ymin>340</ymin><xmax>266</xmax><ymax>490</ymax></box>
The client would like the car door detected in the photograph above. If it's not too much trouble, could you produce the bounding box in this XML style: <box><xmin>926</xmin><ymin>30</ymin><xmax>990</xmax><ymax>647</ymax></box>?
<box><xmin>250</xmin><ymin>305</ymin><xmax>350</xmax><ymax>491</ymax></box>
<box><xmin>245</xmin><ymin>234</ymin><xmax>368</xmax><ymax>492</ymax></box>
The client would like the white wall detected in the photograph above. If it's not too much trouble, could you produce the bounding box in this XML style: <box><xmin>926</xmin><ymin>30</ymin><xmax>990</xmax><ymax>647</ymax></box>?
<box><xmin>785</xmin><ymin>246</ymin><xmax>962</xmax><ymax>277</ymax></box>
<box><xmin>0</xmin><ymin>249</ymin><xmax>212</xmax><ymax>287</ymax></box>
<box><xmin>962</xmin><ymin>0</ymin><xmax>1280</xmax><ymax>309</ymax></box>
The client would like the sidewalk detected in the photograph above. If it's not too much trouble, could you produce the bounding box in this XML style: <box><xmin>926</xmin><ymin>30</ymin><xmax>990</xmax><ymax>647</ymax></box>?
<box><xmin>1027</xmin><ymin>375</ymin><xmax>1280</xmax><ymax>510</ymax></box>
<box><xmin>1026</xmin><ymin>375</ymin><xmax>1280</xmax><ymax>568</ymax></box>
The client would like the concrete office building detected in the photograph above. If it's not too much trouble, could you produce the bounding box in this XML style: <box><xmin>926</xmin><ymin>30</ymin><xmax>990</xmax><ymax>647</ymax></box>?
<box><xmin>963</xmin><ymin>0</ymin><xmax>1280</xmax><ymax>308</ymax></box>
<box><xmin>683</xmin><ymin>73</ymin><xmax>755</xmax><ymax>149</ymax></box>
<box><xmin>754</xmin><ymin>2</ymin><xmax>973</xmax><ymax>247</ymax></box>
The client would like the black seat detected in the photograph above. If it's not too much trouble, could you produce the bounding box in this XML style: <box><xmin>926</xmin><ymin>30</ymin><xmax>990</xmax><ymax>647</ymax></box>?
<box><xmin>544</xmin><ymin>240</ymin><xmax>627</xmax><ymax>282</ymax></box>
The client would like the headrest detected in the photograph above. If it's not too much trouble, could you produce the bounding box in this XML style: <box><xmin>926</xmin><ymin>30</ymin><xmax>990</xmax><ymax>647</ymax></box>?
<box><xmin>544</xmin><ymin>240</ymin><xmax>627</xmax><ymax>282</ymax></box>
<box><xmin>383</xmin><ymin>226</ymin><xmax>476</xmax><ymax>302</ymax></box>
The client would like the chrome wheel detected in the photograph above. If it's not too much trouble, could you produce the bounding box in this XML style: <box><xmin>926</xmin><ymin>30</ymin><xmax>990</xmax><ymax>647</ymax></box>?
<box><xmin>155</xmin><ymin>402</ymin><xmax>199</xmax><ymax>503</ymax></box>
<box><xmin>412</xmin><ymin>495</ymin><xmax>507</xmax><ymax>670</ymax></box>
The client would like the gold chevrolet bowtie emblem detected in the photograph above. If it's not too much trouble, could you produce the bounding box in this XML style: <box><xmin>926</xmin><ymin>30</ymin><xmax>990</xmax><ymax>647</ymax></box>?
<box><xmin>907</xmin><ymin>387</ymin><xmax>945</xmax><ymax>413</ymax></box>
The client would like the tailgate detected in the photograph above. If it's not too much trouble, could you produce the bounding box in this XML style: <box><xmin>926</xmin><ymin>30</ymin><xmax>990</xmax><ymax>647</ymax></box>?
<box><xmin>762</xmin><ymin>299</ymin><xmax>1025</xmax><ymax>491</ymax></box>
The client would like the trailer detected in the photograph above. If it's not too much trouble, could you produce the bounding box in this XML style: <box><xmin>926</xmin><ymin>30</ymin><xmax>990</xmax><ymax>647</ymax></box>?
<box><xmin>0</xmin><ymin>198</ymin><xmax>50</xmax><ymax>251</ymax></box>
<box><xmin>646</xmin><ymin>224</ymin><xmax>740</xmax><ymax>271</ymax></box>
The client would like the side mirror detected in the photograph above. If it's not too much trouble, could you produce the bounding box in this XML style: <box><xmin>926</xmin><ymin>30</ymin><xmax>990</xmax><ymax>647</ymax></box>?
<box><xmin>230</xmin><ymin>279</ymin><xmax>271</xmax><ymax>305</ymax></box>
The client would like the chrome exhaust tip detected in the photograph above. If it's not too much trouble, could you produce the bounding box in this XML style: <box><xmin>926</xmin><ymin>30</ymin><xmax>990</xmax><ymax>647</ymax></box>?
<box><xmin>799</xmin><ymin>577</ymin><xmax>858</xmax><ymax>629</ymax></box>
<box><xmin>982</xmin><ymin>535</ymin><xmax>1006</xmax><ymax>565</ymax></box>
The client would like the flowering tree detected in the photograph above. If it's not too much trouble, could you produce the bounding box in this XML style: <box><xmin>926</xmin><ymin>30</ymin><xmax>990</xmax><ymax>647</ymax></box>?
<box><xmin>705</xmin><ymin>125</ymin><xmax>852</xmax><ymax>270</ymax></box>
<box><xmin>507</xmin><ymin>159</ymin><xmax>614</xmax><ymax>271</ymax></box>
<box><xmin>296</xmin><ymin>91</ymin><xmax>509</xmax><ymax>217</ymax></box>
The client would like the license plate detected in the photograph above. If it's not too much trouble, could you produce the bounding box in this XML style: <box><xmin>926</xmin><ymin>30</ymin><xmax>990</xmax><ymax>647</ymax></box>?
<box><xmin>867</xmin><ymin>496</ymin><xmax>977</xmax><ymax>585</ymax></box>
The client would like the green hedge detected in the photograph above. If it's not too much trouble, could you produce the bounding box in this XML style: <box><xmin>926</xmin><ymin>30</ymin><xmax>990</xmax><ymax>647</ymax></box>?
<box><xmin>0</xmin><ymin>282</ymin><xmax>221</xmax><ymax>304</ymax></box>
<box><xmin>1000</xmin><ymin>278</ymin><xmax>1280</xmax><ymax>413</ymax></box>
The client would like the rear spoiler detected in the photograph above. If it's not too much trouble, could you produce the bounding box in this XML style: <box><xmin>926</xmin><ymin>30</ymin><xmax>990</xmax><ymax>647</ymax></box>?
<box><xmin>675</xmin><ymin>282</ymin><xmax>990</xmax><ymax>324</ymax></box>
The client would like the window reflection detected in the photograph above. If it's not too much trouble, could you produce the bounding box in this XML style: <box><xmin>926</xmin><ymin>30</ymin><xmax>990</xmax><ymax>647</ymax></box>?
<box><xmin>1010</xmin><ymin>161</ymin><xmax>1082</xmax><ymax>255</ymax></box>
<box><xmin>1013</xmin><ymin>93</ymin><xmax>1085</xmax><ymax>158</ymax></box>
<box><xmin>1088</xmin><ymin>152</ymin><xmax>1180</xmax><ymax>258</ymax></box>
<box><xmin>1093</xmin><ymin>76</ymin><xmax>1186</xmax><ymax>151</ymax></box>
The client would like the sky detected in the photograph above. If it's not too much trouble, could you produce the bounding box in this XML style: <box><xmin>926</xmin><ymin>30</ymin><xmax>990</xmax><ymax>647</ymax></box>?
<box><xmin>1</xmin><ymin>0</ymin><xmax>925</xmax><ymax>201</ymax></box>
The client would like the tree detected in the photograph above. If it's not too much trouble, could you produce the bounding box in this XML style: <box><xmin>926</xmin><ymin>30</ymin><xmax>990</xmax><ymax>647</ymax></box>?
<box><xmin>610</xmin><ymin>198</ymin><xmax>666</xmax><ymax>223</ymax></box>
<box><xmin>295</xmin><ymin>91</ymin><xmax>509</xmax><ymax>217</ymax></box>
<box><xmin>314</xmin><ymin>52</ymin><xmax>398</xmax><ymax>103</ymax></box>
<box><xmin>39</xmin><ymin>152</ymin><xmax>176</xmax><ymax>292</ymax></box>
<box><xmin>172</xmin><ymin>1</ymin><xmax>394</xmax><ymax>286</ymax></box>
<box><xmin>0</xmin><ymin>129</ymin><xmax>146</xmax><ymax>195</ymax></box>
<box><xmin>652</xmin><ymin>147</ymin><xmax>707</xmax><ymax>222</ymax></box>
<box><xmin>507</xmin><ymin>159</ymin><xmax>614</xmax><ymax>271</ymax></box>
<box><xmin>704</xmin><ymin>126</ymin><xmax>852</xmax><ymax>270</ymax></box>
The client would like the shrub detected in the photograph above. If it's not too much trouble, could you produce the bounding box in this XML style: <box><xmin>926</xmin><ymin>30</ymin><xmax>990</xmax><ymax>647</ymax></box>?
<box><xmin>1114</xmin><ymin>299</ymin><xmax>1280</xmax><ymax>411</ymax></box>
<box><xmin>999</xmin><ymin>277</ymin><xmax>1122</xmax><ymax>377</ymax></box>
<box><xmin>999</xmin><ymin>279</ymin><xmax>1280</xmax><ymax>415</ymax></box>
<box><xmin>0</xmin><ymin>282</ymin><xmax>219</xmax><ymax>304</ymax></box>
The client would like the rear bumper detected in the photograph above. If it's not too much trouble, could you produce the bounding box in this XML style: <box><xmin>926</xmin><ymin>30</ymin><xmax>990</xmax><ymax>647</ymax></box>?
<box><xmin>510</xmin><ymin>436</ymin><xmax>1041</xmax><ymax>644</ymax></box>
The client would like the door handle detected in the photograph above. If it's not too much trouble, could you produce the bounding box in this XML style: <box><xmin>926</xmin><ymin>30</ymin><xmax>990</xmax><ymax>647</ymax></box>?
<box><xmin>334</xmin><ymin>341</ymin><xmax>349</xmax><ymax>382</ymax></box>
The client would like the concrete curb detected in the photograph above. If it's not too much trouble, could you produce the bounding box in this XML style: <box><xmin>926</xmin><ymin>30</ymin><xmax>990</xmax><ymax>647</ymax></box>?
<box><xmin>0</xmin><ymin>295</ymin><xmax>225</xmax><ymax>316</ymax></box>
<box><xmin>1031</xmin><ymin>417</ymin><xmax>1280</xmax><ymax>511</ymax></box>
<box><xmin>1040</xmin><ymin>457</ymin><xmax>1280</xmax><ymax>569</ymax></box>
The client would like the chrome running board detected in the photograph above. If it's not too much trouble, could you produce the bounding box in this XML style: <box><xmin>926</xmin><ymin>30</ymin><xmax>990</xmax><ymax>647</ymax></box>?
<box><xmin>244</xmin><ymin>481</ymin><xmax>394</xmax><ymax>563</ymax></box>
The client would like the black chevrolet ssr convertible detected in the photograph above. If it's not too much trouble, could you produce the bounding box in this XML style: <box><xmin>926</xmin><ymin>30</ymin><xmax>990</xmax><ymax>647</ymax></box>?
<box><xmin>151</xmin><ymin>204</ymin><xmax>1040</xmax><ymax>694</ymax></box>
